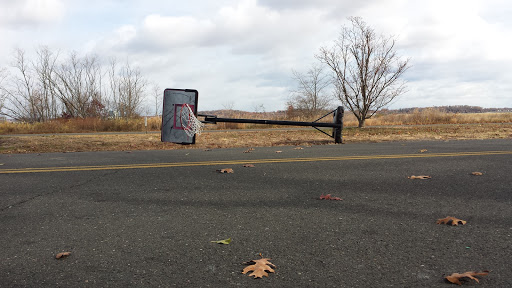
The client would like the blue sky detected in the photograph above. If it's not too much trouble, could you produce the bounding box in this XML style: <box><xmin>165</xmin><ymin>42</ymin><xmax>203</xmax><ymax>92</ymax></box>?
<box><xmin>1</xmin><ymin>0</ymin><xmax>511</xmax><ymax>112</ymax></box>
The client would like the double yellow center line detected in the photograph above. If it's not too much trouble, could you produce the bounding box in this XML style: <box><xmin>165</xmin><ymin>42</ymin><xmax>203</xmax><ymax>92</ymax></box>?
<box><xmin>1</xmin><ymin>150</ymin><xmax>510</xmax><ymax>174</ymax></box>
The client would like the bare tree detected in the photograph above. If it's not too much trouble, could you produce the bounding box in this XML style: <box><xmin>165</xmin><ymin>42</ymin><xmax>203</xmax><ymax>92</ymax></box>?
<box><xmin>0</xmin><ymin>67</ymin><xmax>7</xmax><ymax>112</ymax></box>
<box><xmin>107</xmin><ymin>57</ymin><xmax>119</xmax><ymax>118</ymax></box>
<box><xmin>0</xmin><ymin>48</ymin><xmax>109</xmax><ymax>121</ymax></box>
<box><xmin>0</xmin><ymin>47</ymin><xmax>61</xmax><ymax>122</ymax></box>
<box><xmin>252</xmin><ymin>103</ymin><xmax>266</xmax><ymax>113</ymax></box>
<box><xmin>221</xmin><ymin>101</ymin><xmax>235</xmax><ymax>117</ymax></box>
<box><xmin>288</xmin><ymin>64</ymin><xmax>331</xmax><ymax>118</ymax></box>
<box><xmin>222</xmin><ymin>101</ymin><xmax>235</xmax><ymax>110</ymax></box>
<box><xmin>34</xmin><ymin>46</ymin><xmax>60</xmax><ymax>120</ymax></box>
<box><xmin>0</xmin><ymin>48</ymin><xmax>44</xmax><ymax>122</ymax></box>
<box><xmin>152</xmin><ymin>83</ymin><xmax>161</xmax><ymax>116</ymax></box>
<box><xmin>108</xmin><ymin>58</ymin><xmax>147</xmax><ymax>118</ymax></box>
<box><xmin>118</xmin><ymin>62</ymin><xmax>147</xmax><ymax>118</ymax></box>
<box><xmin>317</xmin><ymin>17</ymin><xmax>410</xmax><ymax>127</ymax></box>
<box><xmin>51</xmin><ymin>52</ymin><xmax>104</xmax><ymax>118</ymax></box>
<box><xmin>1</xmin><ymin>48</ymin><xmax>147</xmax><ymax>121</ymax></box>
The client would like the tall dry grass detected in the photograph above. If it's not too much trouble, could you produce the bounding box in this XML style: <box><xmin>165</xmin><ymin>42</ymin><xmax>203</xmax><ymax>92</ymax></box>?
<box><xmin>345</xmin><ymin>108</ymin><xmax>512</xmax><ymax>126</ymax></box>
<box><xmin>1</xmin><ymin>108</ymin><xmax>511</xmax><ymax>134</ymax></box>
<box><xmin>0</xmin><ymin>117</ymin><xmax>162</xmax><ymax>134</ymax></box>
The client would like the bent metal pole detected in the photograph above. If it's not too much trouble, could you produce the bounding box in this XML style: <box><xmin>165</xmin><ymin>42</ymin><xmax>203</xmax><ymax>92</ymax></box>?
<box><xmin>199</xmin><ymin>106</ymin><xmax>344</xmax><ymax>144</ymax></box>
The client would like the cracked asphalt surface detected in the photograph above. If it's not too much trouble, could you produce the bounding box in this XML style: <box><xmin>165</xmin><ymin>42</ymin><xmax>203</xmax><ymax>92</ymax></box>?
<box><xmin>1</xmin><ymin>139</ymin><xmax>511</xmax><ymax>287</ymax></box>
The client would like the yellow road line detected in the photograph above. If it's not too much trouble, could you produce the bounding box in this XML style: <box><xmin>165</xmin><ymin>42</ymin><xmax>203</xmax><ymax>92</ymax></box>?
<box><xmin>1</xmin><ymin>151</ymin><xmax>511</xmax><ymax>174</ymax></box>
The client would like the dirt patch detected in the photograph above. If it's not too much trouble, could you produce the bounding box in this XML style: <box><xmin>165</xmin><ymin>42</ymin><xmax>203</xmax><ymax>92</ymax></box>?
<box><xmin>1</xmin><ymin>123</ymin><xmax>511</xmax><ymax>154</ymax></box>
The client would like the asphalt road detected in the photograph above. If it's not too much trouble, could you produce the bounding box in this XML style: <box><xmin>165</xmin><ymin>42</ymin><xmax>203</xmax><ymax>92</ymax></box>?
<box><xmin>1</xmin><ymin>139</ymin><xmax>511</xmax><ymax>287</ymax></box>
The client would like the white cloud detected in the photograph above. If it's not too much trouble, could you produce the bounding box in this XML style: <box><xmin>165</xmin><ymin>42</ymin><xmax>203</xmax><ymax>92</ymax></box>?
<box><xmin>349</xmin><ymin>0</ymin><xmax>512</xmax><ymax>108</ymax></box>
<box><xmin>395</xmin><ymin>0</ymin><xmax>512</xmax><ymax>62</ymax></box>
<box><xmin>1</xmin><ymin>0</ymin><xmax>512</xmax><ymax>112</ymax></box>
<box><xmin>137</xmin><ymin>15</ymin><xmax>215</xmax><ymax>49</ymax></box>
<box><xmin>0</xmin><ymin>0</ymin><xmax>65</xmax><ymax>27</ymax></box>
<box><xmin>92</xmin><ymin>0</ymin><xmax>340</xmax><ymax>110</ymax></box>
<box><xmin>115</xmin><ymin>0</ymin><xmax>336</xmax><ymax>55</ymax></box>
<box><xmin>91</xmin><ymin>0</ymin><xmax>512</xmax><ymax>110</ymax></box>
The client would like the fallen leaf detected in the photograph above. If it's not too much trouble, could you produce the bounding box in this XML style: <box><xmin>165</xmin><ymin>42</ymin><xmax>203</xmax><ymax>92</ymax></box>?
<box><xmin>243</xmin><ymin>148</ymin><xmax>255</xmax><ymax>153</ymax></box>
<box><xmin>471</xmin><ymin>172</ymin><xmax>483</xmax><ymax>176</ymax></box>
<box><xmin>319</xmin><ymin>194</ymin><xmax>343</xmax><ymax>201</ymax></box>
<box><xmin>243</xmin><ymin>164</ymin><xmax>255</xmax><ymax>168</ymax></box>
<box><xmin>408</xmin><ymin>175</ymin><xmax>432</xmax><ymax>179</ymax></box>
<box><xmin>211</xmin><ymin>238</ymin><xmax>232</xmax><ymax>245</ymax></box>
<box><xmin>204</xmin><ymin>149</ymin><xmax>212</xmax><ymax>151</ymax></box>
<box><xmin>419</xmin><ymin>149</ymin><xmax>428</xmax><ymax>153</ymax></box>
<box><xmin>55</xmin><ymin>252</ymin><xmax>71</xmax><ymax>259</ymax></box>
<box><xmin>293</xmin><ymin>147</ymin><xmax>304</xmax><ymax>150</ymax></box>
<box><xmin>217</xmin><ymin>168</ymin><xmax>234</xmax><ymax>174</ymax></box>
<box><xmin>275</xmin><ymin>151</ymin><xmax>282</xmax><ymax>153</ymax></box>
<box><xmin>242</xmin><ymin>254</ymin><xmax>276</xmax><ymax>279</ymax></box>
<box><xmin>445</xmin><ymin>270</ymin><xmax>489</xmax><ymax>285</ymax></box>
<box><xmin>436</xmin><ymin>216</ymin><xmax>467</xmax><ymax>226</ymax></box>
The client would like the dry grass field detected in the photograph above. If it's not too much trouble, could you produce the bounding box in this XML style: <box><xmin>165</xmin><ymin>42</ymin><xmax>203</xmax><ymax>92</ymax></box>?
<box><xmin>1</xmin><ymin>108</ymin><xmax>511</xmax><ymax>154</ymax></box>
<box><xmin>358</xmin><ymin>108</ymin><xmax>512</xmax><ymax>126</ymax></box>
<box><xmin>1</xmin><ymin>123</ymin><xmax>511</xmax><ymax>154</ymax></box>
<box><xmin>1</xmin><ymin>108</ymin><xmax>511</xmax><ymax>135</ymax></box>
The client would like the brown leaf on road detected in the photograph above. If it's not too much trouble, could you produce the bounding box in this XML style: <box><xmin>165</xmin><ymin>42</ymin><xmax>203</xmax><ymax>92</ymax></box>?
<box><xmin>293</xmin><ymin>147</ymin><xmax>304</xmax><ymax>150</ymax></box>
<box><xmin>55</xmin><ymin>252</ymin><xmax>71</xmax><ymax>259</ymax></box>
<box><xmin>471</xmin><ymin>172</ymin><xmax>483</xmax><ymax>176</ymax></box>
<box><xmin>319</xmin><ymin>194</ymin><xmax>343</xmax><ymax>201</ymax></box>
<box><xmin>408</xmin><ymin>175</ymin><xmax>432</xmax><ymax>179</ymax></box>
<box><xmin>242</xmin><ymin>255</ymin><xmax>276</xmax><ymax>279</ymax></box>
<box><xmin>436</xmin><ymin>216</ymin><xmax>467</xmax><ymax>226</ymax></box>
<box><xmin>243</xmin><ymin>164</ymin><xmax>255</xmax><ymax>168</ymax></box>
<box><xmin>419</xmin><ymin>149</ymin><xmax>428</xmax><ymax>153</ymax></box>
<box><xmin>243</xmin><ymin>148</ymin><xmax>255</xmax><ymax>153</ymax></box>
<box><xmin>445</xmin><ymin>270</ymin><xmax>489</xmax><ymax>285</ymax></box>
<box><xmin>275</xmin><ymin>151</ymin><xmax>282</xmax><ymax>153</ymax></box>
<box><xmin>217</xmin><ymin>168</ymin><xmax>234</xmax><ymax>174</ymax></box>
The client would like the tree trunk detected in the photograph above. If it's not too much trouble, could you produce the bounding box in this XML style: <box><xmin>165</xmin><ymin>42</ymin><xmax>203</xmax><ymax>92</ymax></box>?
<box><xmin>358</xmin><ymin>118</ymin><xmax>365</xmax><ymax>128</ymax></box>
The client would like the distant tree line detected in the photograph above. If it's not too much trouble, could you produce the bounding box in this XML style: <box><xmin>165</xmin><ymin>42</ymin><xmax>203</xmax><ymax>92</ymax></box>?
<box><xmin>0</xmin><ymin>46</ymin><xmax>149</xmax><ymax>122</ymax></box>
<box><xmin>383</xmin><ymin>105</ymin><xmax>512</xmax><ymax>114</ymax></box>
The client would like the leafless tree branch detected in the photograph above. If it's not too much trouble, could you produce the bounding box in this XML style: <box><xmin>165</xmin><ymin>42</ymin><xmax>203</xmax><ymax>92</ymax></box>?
<box><xmin>288</xmin><ymin>64</ymin><xmax>332</xmax><ymax>118</ymax></box>
<box><xmin>317</xmin><ymin>16</ymin><xmax>410</xmax><ymax>127</ymax></box>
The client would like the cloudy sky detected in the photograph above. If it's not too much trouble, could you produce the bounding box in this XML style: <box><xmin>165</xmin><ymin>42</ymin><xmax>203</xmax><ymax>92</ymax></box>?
<box><xmin>1</xmin><ymin>0</ymin><xmax>511</xmax><ymax>112</ymax></box>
